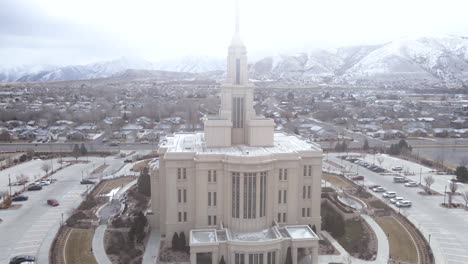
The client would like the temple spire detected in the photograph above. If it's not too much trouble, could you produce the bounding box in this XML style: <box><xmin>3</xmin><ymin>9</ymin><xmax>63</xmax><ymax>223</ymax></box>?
<box><xmin>235</xmin><ymin>0</ymin><xmax>240</xmax><ymax>35</ymax></box>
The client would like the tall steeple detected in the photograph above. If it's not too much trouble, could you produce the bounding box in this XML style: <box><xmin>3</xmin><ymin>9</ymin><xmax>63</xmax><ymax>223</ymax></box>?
<box><xmin>204</xmin><ymin>0</ymin><xmax>275</xmax><ymax>148</ymax></box>
<box><xmin>226</xmin><ymin>0</ymin><xmax>248</xmax><ymax>86</ymax></box>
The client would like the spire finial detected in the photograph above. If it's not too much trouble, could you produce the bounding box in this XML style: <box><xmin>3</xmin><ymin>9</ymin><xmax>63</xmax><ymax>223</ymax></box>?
<box><xmin>235</xmin><ymin>0</ymin><xmax>240</xmax><ymax>34</ymax></box>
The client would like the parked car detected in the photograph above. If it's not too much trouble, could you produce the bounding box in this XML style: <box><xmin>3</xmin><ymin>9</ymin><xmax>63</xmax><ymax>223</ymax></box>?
<box><xmin>396</xmin><ymin>200</ymin><xmax>412</xmax><ymax>207</ymax></box>
<box><xmin>372</xmin><ymin>187</ymin><xmax>386</xmax><ymax>192</ymax></box>
<box><xmin>393</xmin><ymin>176</ymin><xmax>408</xmax><ymax>183</ymax></box>
<box><xmin>383</xmin><ymin>191</ymin><xmax>397</xmax><ymax>198</ymax></box>
<box><xmin>390</xmin><ymin>197</ymin><xmax>404</xmax><ymax>204</ymax></box>
<box><xmin>37</xmin><ymin>181</ymin><xmax>49</xmax><ymax>186</ymax></box>
<box><xmin>404</xmin><ymin>181</ymin><xmax>418</xmax><ymax>187</ymax></box>
<box><xmin>368</xmin><ymin>185</ymin><xmax>381</xmax><ymax>189</ymax></box>
<box><xmin>9</xmin><ymin>255</ymin><xmax>35</xmax><ymax>264</ymax></box>
<box><xmin>80</xmin><ymin>179</ymin><xmax>95</xmax><ymax>185</ymax></box>
<box><xmin>47</xmin><ymin>199</ymin><xmax>59</xmax><ymax>206</ymax></box>
<box><xmin>12</xmin><ymin>195</ymin><xmax>29</xmax><ymax>202</ymax></box>
<box><xmin>352</xmin><ymin>176</ymin><xmax>364</xmax><ymax>181</ymax></box>
<box><xmin>392</xmin><ymin>166</ymin><xmax>403</xmax><ymax>171</ymax></box>
<box><xmin>27</xmin><ymin>185</ymin><xmax>42</xmax><ymax>191</ymax></box>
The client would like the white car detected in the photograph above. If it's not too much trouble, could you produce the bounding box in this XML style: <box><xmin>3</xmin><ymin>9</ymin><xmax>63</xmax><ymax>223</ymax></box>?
<box><xmin>37</xmin><ymin>181</ymin><xmax>50</xmax><ymax>186</ymax></box>
<box><xmin>372</xmin><ymin>187</ymin><xmax>386</xmax><ymax>193</ymax></box>
<box><xmin>392</xmin><ymin>166</ymin><xmax>403</xmax><ymax>171</ymax></box>
<box><xmin>396</xmin><ymin>200</ymin><xmax>412</xmax><ymax>207</ymax></box>
<box><xmin>383</xmin><ymin>191</ymin><xmax>397</xmax><ymax>198</ymax></box>
<box><xmin>404</xmin><ymin>181</ymin><xmax>418</xmax><ymax>187</ymax></box>
<box><xmin>390</xmin><ymin>197</ymin><xmax>404</xmax><ymax>204</ymax></box>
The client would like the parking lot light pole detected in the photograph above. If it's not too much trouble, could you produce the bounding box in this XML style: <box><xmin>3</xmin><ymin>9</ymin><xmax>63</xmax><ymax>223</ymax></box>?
<box><xmin>443</xmin><ymin>185</ymin><xmax>447</xmax><ymax>205</ymax></box>
<box><xmin>419</xmin><ymin>168</ymin><xmax>422</xmax><ymax>185</ymax></box>
<box><xmin>8</xmin><ymin>174</ymin><xmax>12</xmax><ymax>196</ymax></box>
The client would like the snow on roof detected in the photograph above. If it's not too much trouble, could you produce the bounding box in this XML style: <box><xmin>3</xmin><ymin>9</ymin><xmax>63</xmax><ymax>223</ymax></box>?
<box><xmin>230</xmin><ymin>228</ymin><xmax>278</xmax><ymax>242</ymax></box>
<box><xmin>191</xmin><ymin>230</ymin><xmax>217</xmax><ymax>244</ymax></box>
<box><xmin>285</xmin><ymin>225</ymin><xmax>318</xmax><ymax>240</ymax></box>
<box><xmin>162</xmin><ymin>132</ymin><xmax>321</xmax><ymax>156</ymax></box>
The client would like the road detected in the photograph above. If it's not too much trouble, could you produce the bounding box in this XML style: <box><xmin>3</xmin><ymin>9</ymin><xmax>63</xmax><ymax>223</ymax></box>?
<box><xmin>326</xmin><ymin>153</ymin><xmax>468</xmax><ymax>264</ymax></box>
<box><xmin>0</xmin><ymin>142</ymin><xmax>157</xmax><ymax>153</ymax></box>
<box><xmin>0</xmin><ymin>156</ymin><xmax>128</xmax><ymax>264</ymax></box>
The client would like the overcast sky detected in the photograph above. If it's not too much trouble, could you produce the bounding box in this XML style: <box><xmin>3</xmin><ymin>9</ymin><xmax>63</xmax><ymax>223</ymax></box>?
<box><xmin>1</xmin><ymin>0</ymin><xmax>467</xmax><ymax>67</ymax></box>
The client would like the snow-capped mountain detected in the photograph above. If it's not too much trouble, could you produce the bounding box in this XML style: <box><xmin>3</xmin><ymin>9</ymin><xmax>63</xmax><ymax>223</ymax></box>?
<box><xmin>1</xmin><ymin>35</ymin><xmax>468</xmax><ymax>87</ymax></box>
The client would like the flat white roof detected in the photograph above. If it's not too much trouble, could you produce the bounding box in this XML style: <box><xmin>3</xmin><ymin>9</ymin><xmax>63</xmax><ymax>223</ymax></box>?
<box><xmin>161</xmin><ymin>132</ymin><xmax>321</xmax><ymax>156</ymax></box>
<box><xmin>285</xmin><ymin>226</ymin><xmax>318</xmax><ymax>239</ymax></box>
<box><xmin>191</xmin><ymin>230</ymin><xmax>217</xmax><ymax>244</ymax></box>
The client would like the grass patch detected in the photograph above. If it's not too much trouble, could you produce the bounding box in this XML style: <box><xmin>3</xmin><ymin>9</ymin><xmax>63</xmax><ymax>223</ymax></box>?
<box><xmin>65</xmin><ymin>228</ymin><xmax>97</xmax><ymax>264</ymax></box>
<box><xmin>131</xmin><ymin>160</ymin><xmax>150</xmax><ymax>172</ymax></box>
<box><xmin>323</xmin><ymin>173</ymin><xmax>353</xmax><ymax>189</ymax></box>
<box><xmin>376</xmin><ymin>216</ymin><xmax>418</xmax><ymax>263</ymax></box>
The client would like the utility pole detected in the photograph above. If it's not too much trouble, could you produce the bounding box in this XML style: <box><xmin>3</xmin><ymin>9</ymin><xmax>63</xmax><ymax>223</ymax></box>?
<box><xmin>443</xmin><ymin>185</ymin><xmax>447</xmax><ymax>205</ymax></box>
<box><xmin>8</xmin><ymin>174</ymin><xmax>12</xmax><ymax>196</ymax></box>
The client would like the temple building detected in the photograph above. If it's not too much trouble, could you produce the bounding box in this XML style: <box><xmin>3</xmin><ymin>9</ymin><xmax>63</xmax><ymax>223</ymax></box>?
<box><xmin>149</xmin><ymin>2</ymin><xmax>323</xmax><ymax>263</ymax></box>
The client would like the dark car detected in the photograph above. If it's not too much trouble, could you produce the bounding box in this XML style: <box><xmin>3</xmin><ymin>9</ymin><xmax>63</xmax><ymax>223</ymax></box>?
<box><xmin>352</xmin><ymin>176</ymin><xmax>364</xmax><ymax>181</ymax></box>
<box><xmin>9</xmin><ymin>255</ymin><xmax>35</xmax><ymax>264</ymax></box>
<box><xmin>47</xmin><ymin>199</ymin><xmax>59</xmax><ymax>206</ymax></box>
<box><xmin>80</xmin><ymin>179</ymin><xmax>95</xmax><ymax>185</ymax></box>
<box><xmin>27</xmin><ymin>185</ymin><xmax>42</xmax><ymax>191</ymax></box>
<box><xmin>12</xmin><ymin>195</ymin><xmax>28</xmax><ymax>202</ymax></box>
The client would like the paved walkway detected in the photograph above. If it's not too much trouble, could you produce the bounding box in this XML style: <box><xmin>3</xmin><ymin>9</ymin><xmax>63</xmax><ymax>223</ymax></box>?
<box><xmin>91</xmin><ymin>179</ymin><xmax>138</xmax><ymax>263</ymax></box>
<box><xmin>142</xmin><ymin>229</ymin><xmax>161</xmax><ymax>264</ymax></box>
<box><xmin>92</xmin><ymin>224</ymin><xmax>111</xmax><ymax>264</ymax></box>
<box><xmin>319</xmin><ymin>214</ymin><xmax>389</xmax><ymax>264</ymax></box>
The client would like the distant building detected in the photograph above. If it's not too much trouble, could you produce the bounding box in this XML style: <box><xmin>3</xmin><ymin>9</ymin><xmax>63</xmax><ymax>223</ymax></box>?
<box><xmin>150</xmin><ymin>6</ymin><xmax>322</xmax><ymax>264</ymax></box>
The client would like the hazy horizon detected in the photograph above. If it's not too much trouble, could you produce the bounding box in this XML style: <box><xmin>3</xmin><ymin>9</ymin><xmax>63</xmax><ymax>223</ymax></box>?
<box><xmin>1</xmin><ymin>0</ymin><xmax>467</xmax><ymax>67</ymax></box>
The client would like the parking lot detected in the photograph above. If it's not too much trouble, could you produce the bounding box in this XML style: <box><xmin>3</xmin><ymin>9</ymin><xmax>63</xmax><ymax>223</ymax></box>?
<box><xmin>327</xmin><ymin>153</ymin><xmax>468</xmax><ymax>264</ymax></box>
<box><xmin>0</xmin><ymin>156</ymin><xmax>128</xmax><ymax>264</ymax></box>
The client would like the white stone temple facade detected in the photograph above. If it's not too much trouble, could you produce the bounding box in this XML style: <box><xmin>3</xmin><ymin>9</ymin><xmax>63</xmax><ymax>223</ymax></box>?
<box><xmin>149</xmin><ymin>2</ymin><xmax>323</xmax><ymax>263</ymax></box>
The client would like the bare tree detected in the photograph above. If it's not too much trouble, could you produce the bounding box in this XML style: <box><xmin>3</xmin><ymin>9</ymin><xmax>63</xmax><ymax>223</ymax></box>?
<box><xmin>377</xmin><ymin>156</ymin><xmax>385</xmax><ymax>167</ymax></box>
<box><xmin>459</xmin><ymin>157</ymin><xmax>468</xmax><ymax>168</ymax></box>
<box><xmin>41</xmin><ymin>163</ymin><xmax>51</xmax><ymax>176</ymax></box>
<box><xmin>462</xmin><ymin>191</ymin><xmax>468</xmax><ymax>209</ymax></box>
<box><xmin>16</xmin><ymin>174</ymin><xmax>29</xmax><ymax>185</ymax></box>
<box><xmin>448</xmin><ymin>181</ymin><xmax>459</xmax><ymax>205</ymax></box>
<box><xmin>424</xmin><ymin>175</ymin><xmax>435</xmax><ymax>194</ymax></box>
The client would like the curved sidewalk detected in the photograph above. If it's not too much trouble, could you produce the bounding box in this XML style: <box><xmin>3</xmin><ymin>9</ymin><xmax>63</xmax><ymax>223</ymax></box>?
<box><xmin>319</xmin><ymin>214</ymin><xmax>389</xmax><ymax>264</ymax></box>
<box><xmin>92</xmin><ymin>224</ymin><xmax>111</xmax><ymax>264</ymax></box>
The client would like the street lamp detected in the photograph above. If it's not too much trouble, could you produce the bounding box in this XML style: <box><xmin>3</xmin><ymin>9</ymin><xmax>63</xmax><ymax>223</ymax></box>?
<box><xmin>8</xmin><ymin>174</ymin><xmax>12</xmax><ymax>196</ymax></box>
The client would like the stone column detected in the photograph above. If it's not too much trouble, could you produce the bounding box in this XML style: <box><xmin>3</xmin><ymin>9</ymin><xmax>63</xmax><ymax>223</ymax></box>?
<box><xmin>311</xmin><ymin>246</ymin><xmax>318</xmax><ymax>264</ymax></box>
<box><xmin>292</xmin><ymin>246</ymin><xmax>298</xmax><ymax>264</ymax></box>
<box><xmin>191</xmin><ymin>251</ymin><xmax>197</xmax><ymax>264</ymax></box>
<box><xmin>212</xmin><ymin>250</ymin><xmax>219</xmax><ymax>264</ymax></box>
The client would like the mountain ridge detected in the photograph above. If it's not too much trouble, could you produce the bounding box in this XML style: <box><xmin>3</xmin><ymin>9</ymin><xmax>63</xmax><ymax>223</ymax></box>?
<box><xmin>1</xmin><ymin>35</ymin><xmax>468</xmax><ymax>88</ymax></box>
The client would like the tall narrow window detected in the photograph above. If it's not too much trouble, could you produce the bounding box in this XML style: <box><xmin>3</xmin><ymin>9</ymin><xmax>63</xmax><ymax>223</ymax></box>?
<box><xmin>183</xmin><ymin>189</ymin><xmax>187</xmax><ymax>203</ymax></box>
<box><xmin>308</xmin><ymin>165</ymin><xmax>312</xmax><ymax>176</ymax></box>
<box><xmin>283</xmin><ymin>213</ymin><xmax>287</xmax><ymax>223</ymax></box>
<box><xmin>232</xmin><ymin>97</ymin><xmax>244</xmax><ymax>128</ymax></box>
<box><xmin>177</xmin><ymin>168</ymin><xmax>181</xmax><ymax>179</ymax></box>
<box><xmin>303</xmin><ymin>165</ymin><xmax>307</xmax><ymax>176</ymax></box>
<box><xmin>277</xmin><ymin>213</ymin><xmax>281</xmax><ymax>223</ymax></box>
<box><xmin>213</xmin><ymin>170</ymin><xmax>217</xmax><ymax>182</ymax></box>
<box><xmin>278</xmin><ymin>190</ymin><xmax>282</xmax><ymax>204</ymax></box>
<box><xmin>183</xmin><ymin>212</ymin><xmax>187</xmax><ymax>222</ymax></box>
<box><xmin>283</xmin><ymin>190</ymin><xmax>287</xmax><ymax>204</ymax></box>
<box><xmin>183</xmin><ymin>168</ymin><xmax>187</xmax><ymax>179</ymax></box>
<box><xmin>178</xmin><ymin>189</ymin><xmax>182</xmax><ymax>203</ymax></box>
<box><xmin>259</xmin><ymin>172</ymin><xmax>267</xmax><ymax>217</ymax></box>
<box><xmin>213</xmin><ymin>192</ymin><xmax>217</xmax><ymax>206</ymax></box>
<box><xmin>236</xmin><ymin>58</ymin><xmax>241</xmax><ymax>84</ymax></box>
<box><xmin>243</xmin><ymin>172</ymin><xmax>257</xmax><ymax>219</ymax></box>
<box><xmin>303</xmin><ymin>186</ymin><xmax>306</xmax><ymax>199</ymax></box>
<box><xmin>279</xmin><ymin>168</ymin><xmax>283</xmax><ymax>181</ymax></box>
<box><xmin>232</xmin><ymin>172</ymin><xmax>240</xmax><ymax>218</ymax></box>
<box><xmin>178</xmin><ymin>212</ymin><xmax>182</xmax><ymax>222</ymax></box>
<box><xmin>213</xmin><ymin>215</ymin><xmax>217</xmax><ymax>225</ymax></box>
<box><xmin>208</xmin><ymin>215</ymin><xmax>212</xmax><ymax>225</ymax></box>
<box><xmin>307</xmin><ymin>208</ymin><xmax>311</xmax><ymax>217</ymax></box>
<box><xmin>284</xmin><ymin>169</ymin><xmax>288</xmax><ymax>180</ymax></box>
<box><xmin>307</xmin><ymin>186</ymin><xmax>311</xmax><ymax>199</ymax></box>
<box><xmin>208</xmin><ymin>192</ymin><xmax>212</xmax><ymax>206</ymax></box>
<box><xmin>208</xmin><ymin>170</ymin><xmax>211</xmax><ymax>182</ymax></box>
